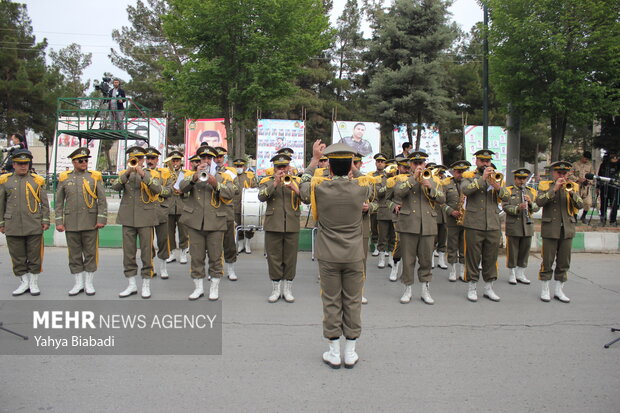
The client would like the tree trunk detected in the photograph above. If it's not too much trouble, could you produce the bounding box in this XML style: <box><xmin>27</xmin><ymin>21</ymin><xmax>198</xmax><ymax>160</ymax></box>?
<box><xmin>406</xmin><ymin>123</ymin><xmax>413</xmax><ymax>148</ymax></box>
<box><xmin>550</xmin><ymin>112</ymin><xmax>567</xmax><ymax>162</ymax></box>
<box><xmin>415</xmin><ymin>112</ymin><xmax>422</xmax><ymax>151</ymax></box>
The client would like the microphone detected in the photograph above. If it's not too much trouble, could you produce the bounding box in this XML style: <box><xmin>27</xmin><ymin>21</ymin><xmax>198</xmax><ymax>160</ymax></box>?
<box><xmin>585</xmin><ymin>173</ymin><xmax>615</xmax><ymax>183</ymax></box>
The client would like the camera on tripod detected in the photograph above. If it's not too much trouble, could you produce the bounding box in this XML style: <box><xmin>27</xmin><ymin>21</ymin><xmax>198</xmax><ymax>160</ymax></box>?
<box><xmin>93</xmin><ymin>77</ymin><xmax>113</xmax><ymax>96</ymax></box>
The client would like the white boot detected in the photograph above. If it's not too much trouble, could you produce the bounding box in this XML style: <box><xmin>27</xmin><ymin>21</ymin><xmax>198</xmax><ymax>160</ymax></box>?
<box><xmin>179</xmin><ymin>248</ymin><xmax>188</xmax><ymax>264</ymax></box>
<box><xmin>166</xmin><ymin>249</ymin><xmax>177</xmax><ymax>263</ymax></box>
<box><xmin>268</xmin><ymin>281</ymin><xmax>282</xmax><ymax>303</ymax></box>
<box><xmin>68</xmin><ymin>272</ymin><xmax>85</xmax><ymax>296</ymax></box>
<box><xmin>209</xmin><ymin>277</ymin><xmax>220</xmax><ymax>301</ymax></box>
<box><xmin>84</xmin><ymin>272</ymin><xmax>96</xmax><ymax>296</ymax></box>
<box><xmin>237</xmin><ymin>239</ymin><xmax>245</xmax><ymax>253</ymax></box>
<box><xmin>378</xmin><ymin>253</ymin><xmax>386</xmax><ymax>269</ymax></box>
<box><xmin>227</xmin><ymin>263</ymin><xmax>238</xmax><ymax>281</ymax></box>
<box><xmin>159</xmin><ymin>258</ymin><xmax>169</xmax><ymax>279</ymax></box>
<box><xmin>437</xmin><ymin>252</ymin><xmax>447</xmax><ymax>269</ymax></box>
<box><xmin>189</xmin><ymin>278</ymin><xmax>204</xmax><ymax>301</ymax></box>
<box><xmin>119</xmin><ymin>276</ymin><xmax>138</xmax><ymax>297</ymax></box>
<box><xmin>283</xmin><ymin>280</ymin><xmax>295</xmax><ymax>303</ymax></box>
<box><xmin>362</xmin><ymin>296</ymin><xmax>368</xmax><ymax>304</ymax></box>
<box><xmin>323</xmin><ymin>338</ymin><xmax>341</xmax><ymax>368</ymax></box>
<box><xmin>29</xmin><ymin>273</ymin><xmax>40</xmax><ymax>296</ymax></box>
<box><xmin>467</xmin><ymin>281</ymin><xmax>478</xmax><ymax>302</ymax></box>
<box><xmin>433</xmin><ymin>249</ymin><xmax>439</xmax><ymax>257</ymax></box>
<box><xmin>554</xmin><ymin>281</ymin><xmax>570</xmax><ymax>303</ymax></box>
<box><xmin>483</xmin><ymin>281</ymin><xmax>500</xmax><ymax>302</ymax></box>
<box><xmin>459</xmin><ymin>264</ymin><xmax>466</xmax><ymax>282</ymax></box>
<box><xmin>540</xmin><ymin>280</ymin><xmax>551</xmax><ymax>302</ymax></box>
<box><xmin>431</xmin><ymin>253</ymin><xmax>435</xmax><ymax>269</ymax></box>
<box><xmin>141</xmin><ymin>278</ymin><xmax>151</xmax><ymax>299</ymax></box>
<box><xmin>421</xmin><ymin>282</ymin><xmax>434</xmax><ymax>305</ymax></box>
<box><xmin>372</xmin><ymin>245</ymin><xmax>379</xmax><ymax>256</ymax></box>
<box><xmin>516</xmin><ymin>267</ymin><xmax>531</xmax><ymax>284</ymax></box>
<box><xmin>12</xmin><ymin>274</ymin><xmax>30</xmax><ymax>296</ymax></box>
<box><xmin>343</xmin><ymin>339</ymin><xmax>359</xmax><ymax>368</ymax></box>
<box><xmin>388</xmin><ymin>254</ymin><xmax>395</xmax><ymax>268</ymax></box>
<box><xmin>389</xmin><ymin>260</ymin><xmax>400</xmax><ymax>281</ymax></box>
<box><xmin>448</xmin><ymin>264</ymin><xmax>457</xmax><ymax>282</ymax></box>
<box><xmin>400</xmin><ymin>285</ymin><xmax>412</xmax><ymax>304</ymax></box>
<box><xmin>244</xmin><ymin>237</ymin><xmax>252</xmax><ymax>254</ymax></box>
<box><xmin>508</xmin><ymin>268</ymin><xmax>517</xmax><ymax>285</ymax></box>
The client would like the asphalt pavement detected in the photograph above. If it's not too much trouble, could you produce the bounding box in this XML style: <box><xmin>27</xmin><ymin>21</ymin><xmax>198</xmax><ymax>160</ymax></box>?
<box><xmin>0</xmin><ymin>247</ymin><xmax>619</xmax><ymax>412</ymax></box>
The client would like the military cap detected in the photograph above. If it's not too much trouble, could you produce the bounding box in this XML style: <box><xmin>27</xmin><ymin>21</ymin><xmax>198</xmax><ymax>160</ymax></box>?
<box><xmin>550</xmin><ymin>161</ymin><xmax>572</xmax><ymax>171</ymax></box>
<box><xmin>68</xmin><ymin>147</ymin><xmax>91</xmax><ymax>160</ymax></box>
<box><xmin>11</xmin><ymin>149</ymin><xmax>33</xmax><ymax>163</ymax></box>
<box><xmin>353</xmin><ymin>153</ymin><xmax>363</xmax><ymax>162</ymax></box>
<box><xmin>426</xmin><ymin>162</ymin><xmax>437</xmax><ymax>169</ymax></box>
<box><xmin>214</xmin><ymin>146</ymin><xmax>227</xmax><ymax>156</ymax></box>
<box><xmin>450</xmin><ymin>160</ymin><xmax>471</xmax><ymax>170</ymax></box>
<box><xmin>232</xmin><ymin>158</ymin><xmax>247</xmax><ymax>166</ymax></box>
<box><xmin>270</xmin><ymin>154</ymin><xmax>292</xmax><ymax>166</ymax></box>
<box><xmin>385</xmin><ymin>158</ymin><xmax>397</xmax><ymax>165</ymax></box>
<box><xmin>395</xmin><ymin>156</ymin><xmax>409</xmax><ymax>167</ymax></box>
<box><xmin>323</xmin><ymin>142</ymin><xmax>356</xmax><ymax>159</ymax></box>
<box><xmin>319</xmin><ymin>155</ymin><xmax>328</xmax><ymax>162</ymax></box>
<box><xmin>434</xmin><ymin>164</ymin><xmax>448</xmax><ymax>173</ymax></box>
<box><xmin>408</xmin><ymin>151</ymin><xmax>429</xmax><ymax>161</ymax></box>
<box><xmin>373</xmin><ymin>153</ymin><xmax>388</xmax><ymax>161</ymax></box>
<box><xmin>474</xmin><ymin>149</ymin><xmax>494</xmax><ymax>159</ymax></box>
<box><xmin>196</xmin><ymin>145</ymin><xmax>218</xmax><ymax>158</ymax></box>
<box><xmin>512</xmin><ymin>168</ymin><xmax>531</xmax><ymax>178</ymax></box>
<box><xmin>167</xmin><ymin>150</ymin><xmax>183</xmax><ymax>160</ymax></box>
<box><xmin>126</xmin><ymin>146</ymin><xmax>146</xmax><ymax>157</ymax></box>
<box><xmin>277</xmin><ymin>147</ymin><xmax>294</xmax><ymax>156</ymax></box>
<box><xmin>189</xmin><ymin>154</ymin><xmax>201</xmax><ymax>162</ymax></box>
<box><xmin>144</xmin><ymin>147</ymin><xmax>161</xmax><ymax>157</ymax></box>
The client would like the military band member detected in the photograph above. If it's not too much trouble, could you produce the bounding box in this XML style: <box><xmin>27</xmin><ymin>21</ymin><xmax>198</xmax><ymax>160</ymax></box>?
<box><xmin>368</xmin><ymin>153</ymin><xmax>387</xmax><ymax>256</ymax></box>
<box><xmin>179</xmin><ymin>146</ymin><xmax>235</xmax><ymax>300</ymax></box>
<box><xmin>394</xmin><ymin>151</ymin><xmax>445</xmax><ymax>304</ymax></box>
<box><xmin>503</xmin><ymin>168</ymin><xmax>539</xmax><ymax>285</ymax></box>
<box><xmin>300</xmin><ymin>141</ymin><xmax>371</xmax><ymax>369</ymax></box>
<box><xmin>258</xmin><ymin>154</ymin><xmax>303</xmax><ymax>303</ymax></box>
<box><xmin>145</xmin><ymin>147</ymin><xmax>173</xmax><ymax>279</ymax></box>
<box><xmin>376</xmin><ymin>157</ymin><xmax>397</xmax><ymax>268</ymax></box>
<box><xmin>214</xmin><ymin>146</ymin><xmax>240</xmax><ymax>280</ymax></box>
<box><xmin>461</xmin><ymin>149</ymin><xmax>511</xmax><ymax>302</ymax></box>
<box><xmin>113</xmin><ymin>146</ymin><xmax>162</xmax><ymax>299</ymax></box>
<box><xmin>318</xmin><ymin>155</ymin><xmax>329</xmax><ymax>169</ymax></box>
<box><xmin>189</xmin><ymin>153</ymin><xmax>201</xmax><ymax>170</ymax></box>
<box><xmin>536</xmin><ymin>161</ymin><xmax>583</xmax><ymax>303</ymax></box>
<box><xmin>0</xmin><ymin>150</ymin><xmax>50</xmax><ymax>296</ymax></box>
<box><xmin>233</xmin><ymin>158</ymin><xmax>258</xmax><ymax>254</ymax></box>
<box><xmin>385</xmin><ymin>157</ymin><xmax>411</xmax><ymax>281</ymax></box>
<box><xmin>166</xmin><ymin>150</ymin><xmax>190</xmax><ymax>264</ymax></box>
<box><xmin>432</xmin><ymin>165</ymin><xmax>449</xmax><ymax>270</ymax></box>
<box><xmin>442</xmin><ymin>160</ymin><xmax>470</xmax><ymax>281</ymax></box>
<box><xmin>55</xmin><ymin>147</ymin><xmax>107</xmax><ymax>296</ymax></box>
<box><xmin>568</xmin><ymin>151</ymin><xmax>595</xmax><ymax>224</ymax></box>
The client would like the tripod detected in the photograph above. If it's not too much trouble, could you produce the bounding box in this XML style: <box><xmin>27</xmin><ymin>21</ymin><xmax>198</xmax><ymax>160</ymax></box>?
<box><xmin>604</xmin><ymin>328</ymin><xmax>620</xmax><ymax>349</ymax></box>
<box><xmin>0</xmin><ymin>322</ymin><xmax>28</xmax><ymax>340</ymax></box>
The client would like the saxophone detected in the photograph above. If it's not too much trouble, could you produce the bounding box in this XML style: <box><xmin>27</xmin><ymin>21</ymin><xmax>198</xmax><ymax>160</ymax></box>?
<box><xmin>456</xmin><ymin>194</ymin><xmax>466</xmax><ymax>226</ymax></box>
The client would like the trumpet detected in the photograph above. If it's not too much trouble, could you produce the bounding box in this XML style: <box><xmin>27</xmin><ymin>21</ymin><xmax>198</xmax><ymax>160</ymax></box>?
<box><xmin>283</xmin><ymin>175</ymin><xmax>293</xmax><ymax>186</ymax></box>
<box><xmin>492</xmin><ymin>171</ymin><xmax>503</xmax><ymax>183</ymax></box>
<box><xmin>417</xmin><ymin>168</ymin><xmax>433</xmax><ymax>182</ymax></box>
<box><xmin>198</xmin><ymin>171</ymin><xmax>210</xmax><ymax>182</ymax></box>
<box><xmin>128</xmin><ymin>157</ymin><xmax>139</xmax><ymax>168</ymax></box>
<box><xmin>564</xmin><ymin>181</ymin><xmax>575</xmax><ymax>192</ymax></box>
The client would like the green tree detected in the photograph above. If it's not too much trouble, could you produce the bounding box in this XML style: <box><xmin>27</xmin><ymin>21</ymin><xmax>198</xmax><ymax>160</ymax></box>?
<box><xmin>49</xmin><ymin>43</ymin><xmax>92</xmax><ymax>98</ymax></box>
<box><xmin>162</xmin><ymin>0</ymin><xmax>333</xmax><ymax>157</ymax></box>
<box><xmin>364</xmin><ymin>0</ymin><xmax>458</xmax><ymax>149</ymax></box>
<box><xmin>334</xmin><ymin>0</ymin><xmax>365</xmax><ymax>102</ymax></box>
<box><xmin>488</xmin><ymin>0</ymin><xmax>620</xmax><ymax>161</ymax></box>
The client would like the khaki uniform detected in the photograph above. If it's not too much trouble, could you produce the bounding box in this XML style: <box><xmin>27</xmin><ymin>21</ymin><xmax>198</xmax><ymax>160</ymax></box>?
<box><xmin>502</xmin><ymin>185</ymin><xmax>539</xmax><ymax>268</ymax></box>
<box><xmin>55</xmin><ymin>169</ymin><xmax>107</xmax><ymax>274</ymax></box>
<box><xmin>168</xmin><ymin>168</ymin><xmax>190</xmax><ymax>251</ymax></box>
<box><xmin>179</xmin><ymin>171</ymin><xmax>235</xmax><ymax>279</ymax></box>
<box><xmin>460</xmin><ymin>171</ymin><xmax>511</xmax><ymax>282</ymax></box>
<box><xmin>258</xmin><ymin>175</ymin><xmax>303</xmax><ymax>281</ymax></box>
<box><xmin>234</xmin><ymin>170</ymin><xmax>258</xmax><ymax>240</ymax></box>
<box><xmin>536</xmin><ymin>181</ymin><xmax>583</xmax><ymax>281</ymax></box>
<box><xmin>367</xmin><ymin>170</ymin><xmax>383</xmax><ymax>247</ymax></box>
<box><xmin>569</xmin><ymin>161</ymin><xmax>595</xmax><ymax>211</ymax></box>
<box><xmin>394</xmin><ymin>176</ymin><xmax>446</xmax><ymax>285</ymax></box>
<box><xmin>152</xmin><ymin>167</ymin><xmax>173</xmax><ymax>260</ymax></box>
<box><xmin>376</xmin><ymin>175</ymin><xmax>396</xmax><ymax>252</ymax></box>
<box><xmin>386</xmin><ymin>174</ymin><xmax>410</xmax><ymax>262</ymax></box>
<box><xmin>442</xmin><ymin>177</ymin><xmax>465</xmax><ymax>264</ymax></box>
<box><xmin>112</xmin><ymin>169</ymin><xmax>162</xmax><ymax>278</ymax></box>
<box><xmin>435</xmin><ymin>183</ymin><xmax>448</xmax><ymax>253</ymax></box>
<box><xmin>0</xmin><ymin>173</ymin><xmax>50</xmax><ymax>276</ymax></box>
<box><xmin>300</xmin><ymin>166</ymin><xmax>371</xmax><ymax>339</ymax></box>
<box><xmin>220</xmin><ymin>166</ymin><xmax>240</xmax><ymax>263</ymax></box>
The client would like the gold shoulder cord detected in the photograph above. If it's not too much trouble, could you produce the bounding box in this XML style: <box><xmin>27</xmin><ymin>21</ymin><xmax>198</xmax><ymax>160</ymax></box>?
<box><xmin>290</xmin><ymin>180</ymin><xmax>300</xmax><ymax>211</ymax></box>
<box><xmin>26</xmin><ymin>181</ymin><xmax>42</xmax><ymax>213</ymax></box>
<box><xmin>140</xmin><ymin>181</ymin><xmax>159</xmax><ymax>204</ymax></box>
<box><xmin>82</xmin><ymin>178</ymin><xmax>98</xmax><ymax>208</ymax></box>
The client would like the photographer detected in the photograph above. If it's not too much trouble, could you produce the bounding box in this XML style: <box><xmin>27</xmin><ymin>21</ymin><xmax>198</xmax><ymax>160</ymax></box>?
<box><xmin>108</xmin><ymin>79</ymin><xmax>126</xmax><ymax>130</ymax></box>
<box><xmin>2</xmin><ymin>133</ymin><xmax>28</xmax><ymax>173</ymax></box>
<box><xmin>598</xmin><ymin>152</ymin><xmax>620</xmax><ymax>226</ymax></box>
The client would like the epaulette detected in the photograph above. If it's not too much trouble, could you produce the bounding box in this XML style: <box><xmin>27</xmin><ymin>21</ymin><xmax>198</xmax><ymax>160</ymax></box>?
<box><xmin>0</xmin><ymin>173</ymin><xmax>12</xmax><ymax>184</ymax></box>
<box><xmin>355</xmin><ymin>175</ymin><xmax>375</xmax><ymax>187</ymax></box>
<box><xmin>89</xmin><ymin>170</ymin><xmax>102</xmax><ymax>181</ymax></box>
<box><xmin>265</xmin><ymin>167</ymin><xmax>274</xmax><ymax>176</ymax></box>
<box><xmin>432</xmin><ymin>176</ymin><xmax>442</xmax><ymax>185</ymax></box>
<box><xmin>311</xmin><ymin>176</ymin><xmax>330</xmax><ymax>186</ymax></box>
<box><xmin>463</xmin><ymin>171</ymin><xmax>476</xmax><ymax>179</ymax></box>
<box><xmin>245</xmin><ymin>171</ymin><xmax>255</xmax><ymax>180</ymax></box>
<box><xmin>58</xmin><ymin>170</ymin><xmax>72</xmax><ymax>182</ymax></box>
<box><xmin>386</xmin><ymin>176</ymin><xmax>398</xmax><ymax>188</ymax></box>
<box><xmin>184</xmin><ymin>171</ymin><xmax>196</xmax><ymax>179</ymax></box>
<box><xmin>441</xmin><ymin>176</ymin><xmax>453</xmax><ymax>186</ymax></box>
<box><xmin>119</xmin><ymin>169</ymin><xmax>127</xmax><ymax>176</ymax></box>
<box><xmin>149</xmin><ymin>169</ymin><xmax>161</xmax><ymax>179</ymax></box>
<box><xmin>527</xmin><ymin>185</ymin><xmax>538</xmax><ymax>198</ymax></box>
<box><xmin>290</xmin><ymin>175</ymin><xmax>301</xmax><ymax>183</ymax></box>
<box><xmin>538</xmin><ymin>180</ymin><xmax>553</xmax><ymax>191</ymax></box>
<box><xmin>314</xmin><ymin>168</ymin><xmax>326</xmax><ymax>177</ymax></box>
<box><xmin>31</xmin><ymin>173</ymin><xmax>45</xmax><ymax>186</ymax></box>
<box><xmin>219</xmin><ymin>171</ymin><xmax>234</xmax><ymax>182</ymax></box>
<box><xmin>225</xmin><ymin>166</ymin><xmax>237</xmax><ymax>174</ymax></box>
<box><xmin>259</xmin><ymin>176</ymin><xmax>273</xmax><ymax>185</ymax></box>
<box><xmin>157</xmin><ymin>168</ymin><xmax>171</xmax><ymax>180</ymax></box>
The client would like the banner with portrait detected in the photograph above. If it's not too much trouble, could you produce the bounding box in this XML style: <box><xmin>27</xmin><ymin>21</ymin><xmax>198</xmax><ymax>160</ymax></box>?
<box><xmin>116</xmin><ymin>118</ymin><xmax>167</xmax><ymax>171</ymax></box>
<box><xmin>184</xmin><ymin>119</ymin><xmax>228</xmax><ymax>169</ymax></box>
<box><xmin>393</xmin><ymin>124</ymin><xmax>443</xmax><ymax>165</ymax></box>
<box><xmin>464</xmin><ymin>125</ymin><xmax>508</xmax><ymax>176</ymax></box>
<box><xmin>256</xmin><ymin>119</ymin><xmax>305</xmax><ymax>176</ymax></box>
<box><xmin>331</xmin><ymin>121</ymin><xmax>380</xmax><ymax>174</ymax></box>
<box><xmin>49</xmin><ymin>118</ymin><xmax>101</xmax><ymax>174</ymax></box>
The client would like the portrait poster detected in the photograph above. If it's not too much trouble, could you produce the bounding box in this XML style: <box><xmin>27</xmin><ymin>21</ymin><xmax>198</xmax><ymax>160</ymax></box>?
<box><xmin>184</xmin><ymin>119</ymin><xmax>228</xmax><ymax>169</ymax></box>
<box><xmin>116</xmin><ymin>118</ymin><xmax>167</xmax><ymax>171</ymax></box>
<box><xmin>393</xmin><ymin>124</ymin><xmax>443</xmax><ymax>165</ymax></box>
<box><xmin>464</xmin><ymin>125</ymin><xmax>508</xmax><ymax>176</ymax></box>
<box><xmin>256</xmin><ymin>119</ymin><xmax>305</xmax><ymax>176</ymax></box>
<box><xmin>49</xmin><ymin>118</ymin><xmax>101</xmax><ymax>174</ymax></box>
<box><xmin>331</xmin><ymin>121</ymin><xmax>380</xmax><ymax>174</ymax></box>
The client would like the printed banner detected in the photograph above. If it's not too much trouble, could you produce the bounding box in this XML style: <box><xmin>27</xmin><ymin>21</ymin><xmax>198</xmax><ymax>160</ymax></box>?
<box><xmin>49</xmin><ymin>118</ymin><xmax>101</xmax><ymax>174</ymax></box>
<box><xmin>256</xmin><ymin>119</ymin><xmax>305</xmax><ymax>175</ymax></box>
<box><xmin>116</xmin><ymin>118</ymin><xmax>167</xmax><ymax>171</ymax></box>
<box><xmin>464</xmin><ymin>125</ymin><xmax>508</xmax><ymax>176</ymax></box>
<box><xmin>331</xmin><ymin>121</ymin><xmax>380</xmax><ymax>174</ymax></box>
<box><xmin>184</xmin><ymin>119</ymin><xmax>228</xmax><ymax>169</ymax></box>
<box><xmin>393</xmin><ymin>124</ymin><xmax>443</xmax><ymax>165</ymax></box>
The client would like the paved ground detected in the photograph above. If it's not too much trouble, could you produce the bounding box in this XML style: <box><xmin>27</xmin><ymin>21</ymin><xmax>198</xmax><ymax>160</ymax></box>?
<box><xmin>0</xmin><ymin>248</ymin><xmax>619</xmax><ymax>412</ymax></box>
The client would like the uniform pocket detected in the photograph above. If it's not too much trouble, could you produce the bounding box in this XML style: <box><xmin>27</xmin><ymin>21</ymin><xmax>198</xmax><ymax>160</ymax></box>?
<box><xmin>183</xmin><ymin>206</ymin><xmax>194</xmax><ymax>214</ymax></box>
<box><xmin>542</xmin><ymin>217</ymin><xmax>552</xmax><ymax>222</ymax></box>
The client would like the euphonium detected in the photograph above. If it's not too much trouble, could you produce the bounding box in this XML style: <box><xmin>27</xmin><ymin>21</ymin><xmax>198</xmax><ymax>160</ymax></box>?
<box><xmin>128</xmin><ymin>157</ymin><xmax>139</xmax><ymax>167</ymax></box>
<box><xmin>564</xmin><ymin>181</ymin><xmax>575</xmax><ymax>192</ymax></box>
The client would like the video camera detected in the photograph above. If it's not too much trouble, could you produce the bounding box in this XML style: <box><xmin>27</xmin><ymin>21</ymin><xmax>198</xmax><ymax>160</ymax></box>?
<box><xmin>93</xmin><ymin>77</ymin><xmax>113</xmax><ymax>96</ymax></box>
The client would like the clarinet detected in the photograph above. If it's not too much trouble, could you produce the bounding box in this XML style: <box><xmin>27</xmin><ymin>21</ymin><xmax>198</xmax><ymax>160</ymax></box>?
<box><xmin>522</xmin><ymin>188</ymin><xmax>532</xmax><ymax>225</ymax></box>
